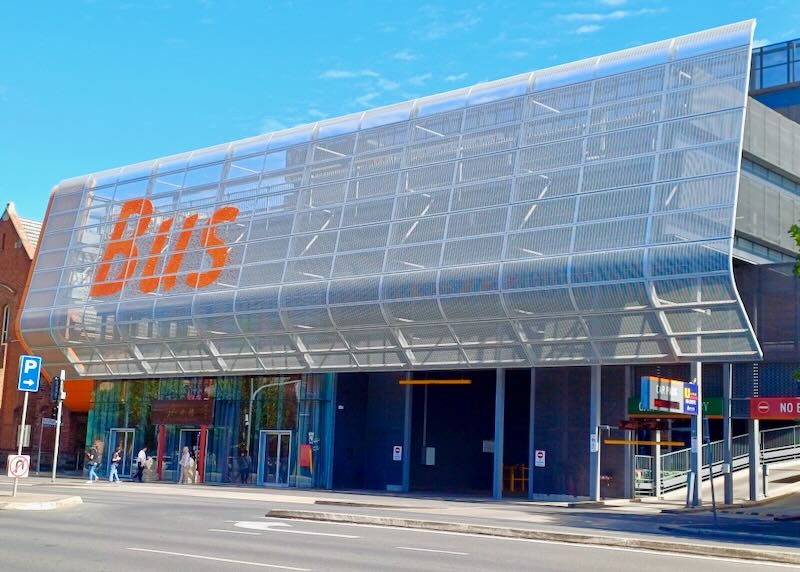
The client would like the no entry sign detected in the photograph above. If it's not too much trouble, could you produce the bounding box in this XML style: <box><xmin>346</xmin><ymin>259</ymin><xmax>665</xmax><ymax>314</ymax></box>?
<box><xmin>7</xmin><ymin>455</ymin><xmax>30</xmax><ymax>478</ymax></box>
<box><xmin>749</xmin><ymin>397</ymin><xmax>800</xmax><ymax>420</ymax></box>
<box><xmin>534</xmin><ymin>450</ymin><xmax>546</xmax><ymax>468</ymax></box>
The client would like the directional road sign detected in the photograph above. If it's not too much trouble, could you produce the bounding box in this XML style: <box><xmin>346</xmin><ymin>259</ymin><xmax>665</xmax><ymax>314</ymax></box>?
<box><xmin>7</xmin><ymin>455</ymin><xmax>30</xmax><ymax>478</ymax></box>
<box><xmin>17</xmin><ymin>355</ymin><xmax>42</xmax><ymax>393</ymax></box>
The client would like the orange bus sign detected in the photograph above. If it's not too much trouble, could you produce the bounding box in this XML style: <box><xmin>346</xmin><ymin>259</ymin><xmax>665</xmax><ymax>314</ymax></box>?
<box><xmin>89</xmin><ymin>198</ymin><xmax>239</xmax><ymax>297</ymax></box>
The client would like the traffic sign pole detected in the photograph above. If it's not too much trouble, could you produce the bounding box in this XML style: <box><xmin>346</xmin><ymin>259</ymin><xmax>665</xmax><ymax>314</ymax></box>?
<box><xmin>12</xmin><ymin>392</ymin><xmax>30</xmax><ymax>498</ymax></box>
<box><xmin>51</xmin><ymin>369</ymin><xmax>65</xmax><ymax>483</ymax></box>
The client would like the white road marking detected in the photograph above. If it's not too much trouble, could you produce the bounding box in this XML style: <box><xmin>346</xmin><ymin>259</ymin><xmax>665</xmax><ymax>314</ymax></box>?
<box><xmin>395</xmin><ymin>546</ymin><xmax>468</xmax><ymax>556</ymax></box>
<box><xmin>271</xmin><ymin>529</ymin><xmax>360</xmax><ymax>539</ymax></box>
<box><xmin>126</xmin><ymin>548</ymin><xmax>309</xmax><ymax>571</ymax></box>
<box><xmin>235</xmin><ymin>521</ymin><xmax>293</xmax><ymax>530</ymax></box>
<box><xmin>208</xmin><ymin>528</ymin><xmax>261</xmax><ymax>536</ymax></box>
<box><xmin>273</xmin><ymin>519</ymin><xmax>800</xmax><ymax>568</ymax></box>
<box><xmin>235</xmin><ymin>521</ymin><xmax>358</xmax><ymax>538</ymax></box>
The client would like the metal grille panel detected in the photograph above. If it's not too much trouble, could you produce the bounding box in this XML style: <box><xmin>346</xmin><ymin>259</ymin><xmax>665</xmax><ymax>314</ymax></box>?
<box><xmin>19</xmin><ymin>22</ymin><xmax>761</xmax><ymax>378</ymax></box>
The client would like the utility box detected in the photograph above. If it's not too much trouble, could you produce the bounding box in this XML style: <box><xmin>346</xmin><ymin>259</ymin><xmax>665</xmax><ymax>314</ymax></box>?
<box><xmin>421</xmin><ymin>447</ymin><xmax>435</xmax><ymax>466</ymax></box>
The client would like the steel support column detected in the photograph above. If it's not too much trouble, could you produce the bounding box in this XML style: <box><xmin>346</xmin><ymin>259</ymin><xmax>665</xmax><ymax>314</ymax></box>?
<box><xmin>589</xmin><ymin>365</ymin><xmax>601</xmax><ymax>502</ymax></box>
<box><xmin>493</xmin><ymin>368</ymin><xmax>506</xmax><ymax>500</ymax></box>
<box><xmin>690</xmin><ymin>362</ymin><xmax>703</xmax><ymax>507</ymax></box>
<box><xmin>528</xmin><ymin>368</ymin><xmax>536</xmax><ymax>500</ymax></box>
<box><xmin>722</xmin><ymin>363</ymin><xmax>734</xmax><ymax>504</ymax></box>
<box><xmin>749</xmin><ymin>419</ymin><xmax>761</xmax><ymax>501</ymax></box>
<box><xmin>623</xmin><ymin>365</ymin><xmax>633</xmax><ymax>499</ymax></box>
<box><xmin>402</xmin><ymin>373</ymin><xmax>412</xmax><ymax>493</ymax></box>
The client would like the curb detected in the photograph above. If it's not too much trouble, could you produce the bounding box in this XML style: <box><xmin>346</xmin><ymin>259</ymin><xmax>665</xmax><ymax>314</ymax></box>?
<box><xmin>662</xmin><ymin>491</ymin><xmax>798</xmax><ymax>515</ymax></box>
<box><xmin>265</xmin><ymin>509</ymin><xmax>800</xmax><ymax>565</ymax></box>
<box><xmin>0</xmin><ymin>496</ymin><xmax>83</xmax><ymax>511</ymax></box>
<box><xmin>659</xmin><ymin>524</ymin><xmax>800</xmax><ymax>545</ymax></box>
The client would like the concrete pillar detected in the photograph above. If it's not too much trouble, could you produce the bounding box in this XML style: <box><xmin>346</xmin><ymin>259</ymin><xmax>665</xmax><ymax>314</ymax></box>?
<box><xmin>323</xmin><ymin>373</ymin><xmax>337</xmax><ymax>490</ymax></box>
<box><xmin>749</xmin><ymin>419</ymin><xmax>761</xmax><ymax>501</ymax></box>
<box><xmin>528</xmin><ymin>368</ymin><xmax>536</xmax><ymax>500</ymax></box>
<box><xmin>690</xmin><ymin>362</ymin><xmax>703</xmax><ymax>507</ymax></box>
<box><xmin>722</xmin><ymin>363</ymin><xmax>734</xmax><ymax>504</ymax></box>
<box><xmin>493</xmin><ymin>368</ymin><xmax>506</xmax><ymax>499</ymax></box>
<box><xmin>401</xmin><ymin>381</ymin><xmax>412</xmax><ymax>493</ymax></box>
<box><xmin>589</xmin><ymin>365</ymin><xmax>601</xmax><ymax>502</ymax></box>
<box><xmin>654</xmin><ymin>429</ymin><xmax>662</xmax><ymax>498</ymax></box>
<box><xmin>623</xmin><ymin>365</ymin><xmax>633</xmax><ymax>499</ymax></box>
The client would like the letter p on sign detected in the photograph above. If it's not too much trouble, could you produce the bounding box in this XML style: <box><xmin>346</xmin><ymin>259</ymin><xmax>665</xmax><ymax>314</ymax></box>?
<box><xmin>23</xmin><ymin>358</ymin><xmax>37</xmax><ymax>374</ymax></box>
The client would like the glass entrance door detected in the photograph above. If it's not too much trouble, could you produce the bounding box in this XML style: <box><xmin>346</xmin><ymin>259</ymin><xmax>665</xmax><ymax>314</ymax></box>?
<box><xmin>177</xmin><ymin>429</ymin><xmax>201</xmax><ymax>482</ymax></box>
<box><xmin>258</xmin><ymin>430</ymin><xmax>292</xmax><ymax>486</ymax></box>
<box><xmin>108</xmin><ymin>429</ymin><xmax>135</xmax><ymax>478</ymax></box>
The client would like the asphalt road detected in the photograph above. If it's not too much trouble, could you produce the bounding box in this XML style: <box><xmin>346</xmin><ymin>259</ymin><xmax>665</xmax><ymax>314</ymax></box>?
<box><xmin>0</xmin><ymin>482</ymin><xmax>795</xmax><ymax>571</ymax></box>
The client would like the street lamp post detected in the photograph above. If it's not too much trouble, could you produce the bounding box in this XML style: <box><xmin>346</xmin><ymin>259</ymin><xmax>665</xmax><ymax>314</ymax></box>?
<box><xmin>245</xmin><ymin>377</ymin><xmax>300</xmax><ymax>458</ymax></box>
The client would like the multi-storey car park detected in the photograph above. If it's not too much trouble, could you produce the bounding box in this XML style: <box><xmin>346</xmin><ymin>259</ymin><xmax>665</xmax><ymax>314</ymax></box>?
<box><xmin>12</xmin><ymin>20</ymin><xmax>800</xmax><ymax>500</ymax></box>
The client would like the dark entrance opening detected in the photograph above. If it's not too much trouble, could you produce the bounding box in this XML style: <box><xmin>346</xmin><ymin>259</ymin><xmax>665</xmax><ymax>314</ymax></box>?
<box><xmin>409</xmin><ymin>370</ymin><xmax>496</xmax><ymax>494</ymax></box>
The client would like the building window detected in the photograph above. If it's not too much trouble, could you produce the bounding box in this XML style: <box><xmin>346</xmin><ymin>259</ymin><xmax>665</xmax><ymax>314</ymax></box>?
<box><xmin>1</xmin><ymin>305</ymin><xmax>9</xmax><ymax>344</ymax></box>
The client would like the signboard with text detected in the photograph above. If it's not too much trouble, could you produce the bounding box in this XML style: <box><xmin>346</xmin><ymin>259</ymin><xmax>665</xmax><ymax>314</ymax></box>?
<box><xmin>640</xmin><ymin>376</ymin><xmax>699</xmax><ymax>416</ymax></box>
<box><xmin>749</xmin><ymin>397</ymin><xmax>800</xmax><ymax>420</ymax></box>
<box><xmin>628</xmin><ymin>397</ymin><xmax>722</xmax><ymax>418</ymax></box>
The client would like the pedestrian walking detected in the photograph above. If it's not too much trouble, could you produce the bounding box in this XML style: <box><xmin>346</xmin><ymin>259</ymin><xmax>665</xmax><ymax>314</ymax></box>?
<box><xmin>109</xmin><ymin>446</ymin><xmax>122</xmax><ymax>483</ymax></box>
<box><xmin>238</xmin><ymin>451</ymin><xmax>252</xmax><ymax>485</ymax></box>
<box><xmin>179</xmin><ymin>446</ymin><xmax>192</xmax><ymax>484</ymax></box>
<box><xmin>133</xmin><ymin>445</ymin><xmax>147</xmax><ymax>482</ymax></box>
<box><xmin>85</xmin><ymin>445</ymin><xmax>99</xmax><ymax>483</ymax></box>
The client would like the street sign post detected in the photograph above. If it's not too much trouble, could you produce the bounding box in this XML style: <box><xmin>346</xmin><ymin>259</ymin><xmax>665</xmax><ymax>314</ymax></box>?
<box><xmin>13</xmin><ymin>355</ymin><xmax>41</xmax><ymax>497</ymax></box>
<box><xmin>7</xmin><ymin>455</ymin><xmax>30</xmax><ymax>479</ymax></box>
<box><xmin>534</xmin><ymin>450</ymin><xmax>546</xmax><ymax>468</ymax></box>
<box><xmin>51</xmin><ymin>370</ymin><xmax>66</xmax><ymax>483</ymax></box>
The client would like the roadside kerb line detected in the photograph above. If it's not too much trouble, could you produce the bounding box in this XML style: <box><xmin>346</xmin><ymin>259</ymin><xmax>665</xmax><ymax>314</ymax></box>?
<box><xmin>395</xmin><ymin>546</ymin><xmax>468</xmax><ymax>556</ymax></box>
<box><xmin>127</xmin><ymin>548</ymin><xmax>309</xmax><ymax>570</ymax></box>
<box><xmin>658</xmin><ymin>524</ymin><xmax>800</xmax><ymax>544</ymax></box>
<box><xmin>265</xmin><ymin>509</ymin><xmax>800</xmax><ymax>566</ymax></box>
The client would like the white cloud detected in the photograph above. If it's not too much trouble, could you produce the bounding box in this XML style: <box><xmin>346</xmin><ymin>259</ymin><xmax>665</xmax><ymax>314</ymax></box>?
<box><xmin>599</xmin><ymin>0</ymin><xmax>626</xmax><ymax>5</ymax></box>
<box><xmin>393</xmin><ymin>49</ymin><xmax>417</xmax><ymax>61</ymax></box>
<box><xmin>319</xmin><ymin>69</ymin><xmax>380</xmax><ymax>79</ymax></box>
<box><xmin>306</xmin><ymin>108</ymin><xmax>328</xmax><ymax>119</ymax></box>
<box><xmin>560</xmin><ymin>8</ymin><xmax>662</xmax><ymax>22</ymax></box>
<box><xmin>378</xmin><ymin>78</ymin><xmax>400</xmax><ymax>91</ymax></box>
<box><xmin>576</xmin><ymin>24</ymin><xmax>602</xmax><ymax>34</ymax></box>
<box><xmin>408</xmin><ymin>73</ymin><xmax>432</xmax><ymax>86</ymax></box>
<box><xmin>417</xmin><ymin>6</ymin><xmax>481</xmax><ymax>40</ymax></box>
<box><xmin>354</xmin><ymin>91</ymin><xmax>380</xmax><ymax>108</ymax></box>
<box><xmin>753</xmin><ymin>38</ymin><xmax>772</xmax><ymax>48</ymax></box>
<box><xmin>444</xmin><ymin>72</ymin><xmax>468</xmax><ymax>82</ymax></box>
<box><xmin>260</xmin><ymin>117</ymin><xmax>288</xmax><ymax>133</ymax></box>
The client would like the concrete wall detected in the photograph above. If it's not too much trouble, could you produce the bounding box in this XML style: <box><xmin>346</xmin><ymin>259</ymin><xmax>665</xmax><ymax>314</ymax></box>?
<box><xmin>737</xmin><ymin>97</ymin><xmax>800</xmax><ymax>253</ymax></box>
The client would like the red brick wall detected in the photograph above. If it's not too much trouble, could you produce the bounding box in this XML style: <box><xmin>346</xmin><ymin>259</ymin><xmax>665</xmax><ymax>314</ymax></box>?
<box><xmin>0</xmin><ymin>210</ymin><xmax>80</xmax><ymax>467</ymax></box>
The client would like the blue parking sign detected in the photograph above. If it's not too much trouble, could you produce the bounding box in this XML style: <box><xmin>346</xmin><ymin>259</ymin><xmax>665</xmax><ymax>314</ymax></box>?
<box><xmin>18</xmin><ymin>355</ymin><xmax>42</xmax><ymax>393</ymax></box>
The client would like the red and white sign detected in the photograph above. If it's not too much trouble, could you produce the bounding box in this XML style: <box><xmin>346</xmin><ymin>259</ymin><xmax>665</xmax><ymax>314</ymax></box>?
<box><xmin>7</xmin><ymin>454</ymin><xmax>30</xmax><ymax>478</ymax></box>
<box><xmin>749</xmin><ymin>398</ymin><xmax>800</xmax><ymax>420</ymax></box>
<box><xmin>534</xmin><ymin>449</ymin><xmax>546</xmax><ymax>468</ymax></box>
<box><xmin>392</xmin><ymin>445</ymin><xmax>402</xmax><ymax>462</ymax></box>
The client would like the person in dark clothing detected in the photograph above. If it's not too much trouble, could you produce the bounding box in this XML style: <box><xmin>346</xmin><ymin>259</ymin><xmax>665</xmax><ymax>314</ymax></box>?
<box><xmin>238</xmin><ymin>452</ymin><xmax>252</xmax><ymax>485</ymax></box>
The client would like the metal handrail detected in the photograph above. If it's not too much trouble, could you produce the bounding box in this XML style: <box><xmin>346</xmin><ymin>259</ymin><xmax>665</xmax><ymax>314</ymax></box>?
<box><xmin>636</xmin><ymin>423</ymin><xmax>800</xmax><ymax>495</ymax></box>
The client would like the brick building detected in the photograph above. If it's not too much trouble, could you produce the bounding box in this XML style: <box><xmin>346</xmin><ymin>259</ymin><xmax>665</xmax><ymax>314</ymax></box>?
<box><xmin>0</xmin><ymin>202</ymin><xmax>86</xmax><ymax>472</ymax></box>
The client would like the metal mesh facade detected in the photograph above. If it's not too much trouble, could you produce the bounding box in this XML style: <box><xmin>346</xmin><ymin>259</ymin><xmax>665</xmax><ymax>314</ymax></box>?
<box><xmin>19</xmin><ymin>21</ymin><xmax>761</xmax><ymax>379</ymax></box>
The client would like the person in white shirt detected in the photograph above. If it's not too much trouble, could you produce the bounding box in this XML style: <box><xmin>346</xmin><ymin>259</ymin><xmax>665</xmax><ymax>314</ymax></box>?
<box><xmin>133</xmin><ymin>446</ymin><xmax>148</xmax><ymax>482</ymax></box>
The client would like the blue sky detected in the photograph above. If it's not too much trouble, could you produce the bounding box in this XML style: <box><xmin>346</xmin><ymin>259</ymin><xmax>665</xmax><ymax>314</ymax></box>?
<box><xmin>1</xmin><ymin>0</ymin><xmax>798</xmax><ymax>221</ymax></box>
